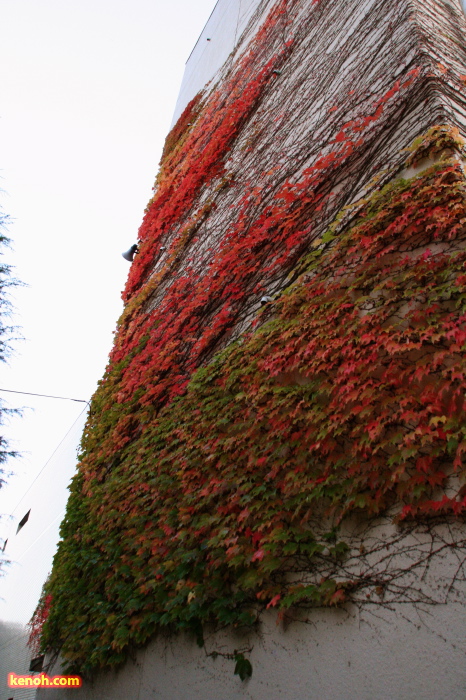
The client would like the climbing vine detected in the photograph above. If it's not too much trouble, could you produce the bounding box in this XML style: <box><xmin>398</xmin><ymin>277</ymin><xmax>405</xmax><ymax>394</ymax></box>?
<box><xmin>27</xmin><ymin>579</ymin><xmax>52</xmax><ymax>656</ymax></box>
<box><xmin>38</xmin><ymin>0</ymin><xmax>466</xmax><ymax>681</ymax></box>
<box><xmin>41</xmin><ymin>129</ymin><xmax>466</xmax><ymax>675</ymax></box>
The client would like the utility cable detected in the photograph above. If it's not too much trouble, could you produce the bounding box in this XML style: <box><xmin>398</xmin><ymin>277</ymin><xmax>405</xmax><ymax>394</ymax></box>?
<box><xmin>1</xmin><ymin>406</ymin><xmax>88</xmax><ymax>519</ymax></box>
<box><xmin>0</xmin><ymin>388</ymin><xmax>88</xmax><ymax>403</ymax></box>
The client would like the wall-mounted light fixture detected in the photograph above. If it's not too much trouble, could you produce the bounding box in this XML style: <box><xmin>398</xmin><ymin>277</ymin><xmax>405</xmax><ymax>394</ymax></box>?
<box><xmin>122</xmin><ymin>244</ymin><xmax>139</xmax><ymax>262</ymax></box>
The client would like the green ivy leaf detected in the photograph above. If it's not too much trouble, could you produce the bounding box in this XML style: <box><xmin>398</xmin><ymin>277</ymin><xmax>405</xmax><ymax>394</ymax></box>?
<box><xmin>234</xmin><ymin>653</ymin><xmax>253</xmax><ymax>681</ymax></box>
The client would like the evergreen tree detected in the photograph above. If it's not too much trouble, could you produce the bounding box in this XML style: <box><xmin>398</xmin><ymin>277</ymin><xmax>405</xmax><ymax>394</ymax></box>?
<box><xmin>0</xmin><ymin>208</ymin><xmax>21</xmax><ymax>488</ymax></box>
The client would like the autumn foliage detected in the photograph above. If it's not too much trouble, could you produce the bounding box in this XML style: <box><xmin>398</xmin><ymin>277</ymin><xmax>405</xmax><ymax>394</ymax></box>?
<box><xmin>41</xmin><ymin>129</ymin><xmax>466</xmax><ymax>673</ymax></box>
<box><xmin>27</xmin><ymin>583</ymin><xmax>52</xmax><ymax>656</ymax></box>
<box><xmin>38</xmin><ymin>0</ymin><xmax>466</xmax><ymax>678</ymax></box>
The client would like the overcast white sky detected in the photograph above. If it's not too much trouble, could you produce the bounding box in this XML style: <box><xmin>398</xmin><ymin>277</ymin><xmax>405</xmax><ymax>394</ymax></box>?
<box><xmin>0</xmin><ymin>0</ymin><xmax>218</xmax><ymax>523</ymax></box>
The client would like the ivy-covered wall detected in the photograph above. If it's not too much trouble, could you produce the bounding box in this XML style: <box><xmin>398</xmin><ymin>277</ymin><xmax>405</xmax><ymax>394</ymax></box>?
<box><xmin>37</xmin><ymin>0</ymin><xmax>466</xmax><ymax>683</ymax></box>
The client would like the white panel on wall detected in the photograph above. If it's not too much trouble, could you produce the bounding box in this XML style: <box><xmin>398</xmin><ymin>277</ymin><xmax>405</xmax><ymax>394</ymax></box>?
<box><xmin>171</xmin><ymin>0</ymin><xmax>268</xmax><ymax>124</ymax></box>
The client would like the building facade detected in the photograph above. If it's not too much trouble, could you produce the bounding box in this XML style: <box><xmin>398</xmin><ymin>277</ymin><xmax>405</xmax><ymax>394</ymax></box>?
<box><xmin>27</xmin><ymin>1</ymin><xmax>466</xmax><ymax>698</ymax></box>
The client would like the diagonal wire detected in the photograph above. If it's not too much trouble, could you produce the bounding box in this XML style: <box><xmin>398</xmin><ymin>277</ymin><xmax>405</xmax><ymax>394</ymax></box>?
<box><xmin>0</xmin><ymin>389</ymin><xmax>88</xmax><ymax>403</ymax></box>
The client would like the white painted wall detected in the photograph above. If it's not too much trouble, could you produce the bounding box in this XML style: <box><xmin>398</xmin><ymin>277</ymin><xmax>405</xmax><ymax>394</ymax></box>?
<box><xmin>39</xmin><ymin>585</ymin><xmax>466</xmax><ymax>700</ymax></box>
<box><xmin>0</xmin><ymin>623</ymin><xmax>36</xmax><ymax>700</ymax></box>
<box><xmin>171</xmin><ymin>0</ymin><xmax>266</xmax><ymax>124</ymax></box>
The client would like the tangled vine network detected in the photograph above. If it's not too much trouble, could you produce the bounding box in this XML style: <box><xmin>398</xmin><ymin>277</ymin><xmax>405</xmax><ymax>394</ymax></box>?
<box><xmin>36</xmin><ymin>0</ymin><xmax>466</xmax><ymax>677</ymax></box>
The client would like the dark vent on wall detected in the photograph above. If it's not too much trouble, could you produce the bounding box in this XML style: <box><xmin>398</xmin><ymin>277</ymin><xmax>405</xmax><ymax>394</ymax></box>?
<box><xmin>16</xmin><ymin>509</ymin><xmax>31</xmax><ymax>534</ymax></box>
<box><xmin>29</xmin><ymin>655</ymin><xmax>45</xmax><ymax>673</ymax></box>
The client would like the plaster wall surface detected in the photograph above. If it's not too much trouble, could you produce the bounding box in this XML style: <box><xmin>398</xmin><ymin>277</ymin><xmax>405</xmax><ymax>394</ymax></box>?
<box><xmin>40</xmin><ymin>563</ymin><xmax>466</xmax><ymax>700</ymax></box>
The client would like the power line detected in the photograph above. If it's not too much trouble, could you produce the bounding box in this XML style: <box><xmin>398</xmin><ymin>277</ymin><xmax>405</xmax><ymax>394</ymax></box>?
<box><xmin>3</xmin><ymin>406</ymin><xmax>88</xmax><ymax>518</ymax></box>
<box><xmin>0</xmin><ymin>388</ymin><xmax>88</xmax><ymax>403</ymax></box>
